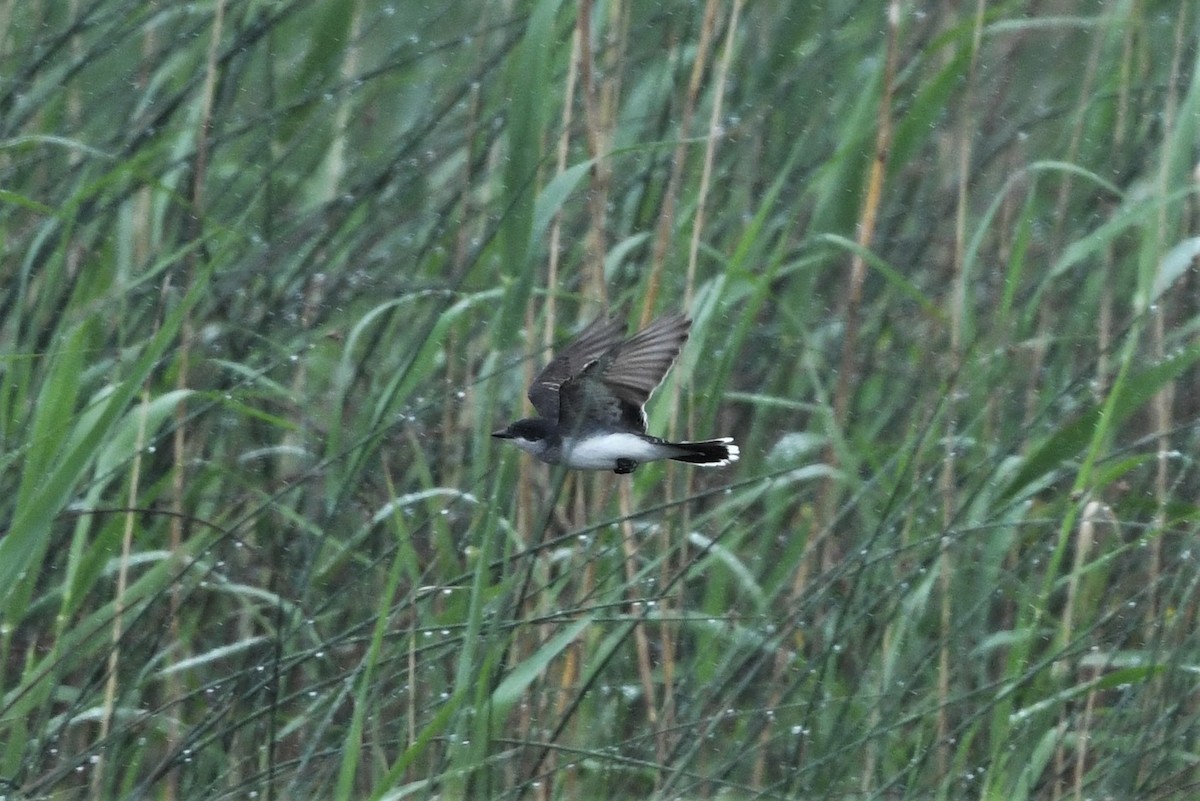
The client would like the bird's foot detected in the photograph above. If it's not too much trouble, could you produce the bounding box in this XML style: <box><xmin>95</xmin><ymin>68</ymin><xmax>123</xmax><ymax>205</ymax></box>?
<box><xmin>614</xmin><ymin>459</ymin><xmax>638</xmax><ymax>474</ymax></box>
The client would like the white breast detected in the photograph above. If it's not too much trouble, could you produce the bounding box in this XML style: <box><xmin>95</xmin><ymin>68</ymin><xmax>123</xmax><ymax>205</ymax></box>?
<box><xmin>562</xmin><ymin>433</ymin><xmax>668</xmax><ymax>470</ymax></box>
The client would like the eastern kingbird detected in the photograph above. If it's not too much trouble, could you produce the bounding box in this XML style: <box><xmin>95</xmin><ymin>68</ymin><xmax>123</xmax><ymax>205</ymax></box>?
<box><xmin>493</xmin><ymin>313</ymin><xmax>739</xmax><ymax>474</ymax></box>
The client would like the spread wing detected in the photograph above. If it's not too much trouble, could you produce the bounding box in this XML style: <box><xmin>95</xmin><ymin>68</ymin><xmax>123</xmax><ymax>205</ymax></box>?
<box><xmin>558</xmin><ymin>314</ymin><xmax>691</xmax><ymax>434</ymax></box>
<box><xmin>527</xmin><ymin>313</ymin><xmax>626</xmax><ymax>419</ymax></box>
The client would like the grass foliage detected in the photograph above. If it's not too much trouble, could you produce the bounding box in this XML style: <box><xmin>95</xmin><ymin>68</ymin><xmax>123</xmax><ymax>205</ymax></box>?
<box><xmin>3</xmin><ymin>1</ymin><xmax>1200</xmax><ymax>799</ymax></box>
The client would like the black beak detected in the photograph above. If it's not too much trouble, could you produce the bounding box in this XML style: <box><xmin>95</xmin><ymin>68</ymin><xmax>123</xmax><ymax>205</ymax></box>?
<box><xmin>492</xmin><ymin>429</ymin><xmax>513</xmax><ymax>439</ymax></box>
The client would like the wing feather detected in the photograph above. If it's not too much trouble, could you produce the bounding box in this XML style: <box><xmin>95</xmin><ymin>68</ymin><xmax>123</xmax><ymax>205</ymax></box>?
<box><xmin>527</xmin><ymin>313</ymin><xmax>625</xmax><ymax>419</ymax></box>
<box><xmin>597</xmin><ymin>314</ymin><xmax>690</xmax><ymax>405</ymax></box>
<box><xmin>558</xmin><ymin>314</ymin><xmax>690</xmax><ymax>433</ymax></box>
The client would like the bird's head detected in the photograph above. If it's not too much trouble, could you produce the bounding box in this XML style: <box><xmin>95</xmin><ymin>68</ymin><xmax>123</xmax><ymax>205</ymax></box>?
<box><xmin>492</xmin><ymin>417</ymin><xmax>556</xmax><ymax>458</ymax></box>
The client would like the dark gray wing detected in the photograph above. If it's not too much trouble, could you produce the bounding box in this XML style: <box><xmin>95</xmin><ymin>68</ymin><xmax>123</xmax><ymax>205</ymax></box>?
<box><xmin>527</xmin><ymin>313</ymin><xmax>626</xmax><ymax>419</ymax></box>
<box><xmin>559</xmin><ymin>314</ymin><xmax>690</xmax><ymax>433</ymax></box>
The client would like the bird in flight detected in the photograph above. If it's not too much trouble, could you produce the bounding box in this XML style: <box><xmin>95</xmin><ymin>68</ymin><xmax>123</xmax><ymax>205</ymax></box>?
<box><xmin>493</xmin><ymin>313</ymin><xmax>739</xmax><ymax>474</ymax></box>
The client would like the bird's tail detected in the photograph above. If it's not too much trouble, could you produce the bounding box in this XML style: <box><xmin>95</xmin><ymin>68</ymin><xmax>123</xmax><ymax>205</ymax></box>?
<box><xmin>667</xmin><ymin>437</ymin><xmax>739</xmax><ymax>467</ymax></box>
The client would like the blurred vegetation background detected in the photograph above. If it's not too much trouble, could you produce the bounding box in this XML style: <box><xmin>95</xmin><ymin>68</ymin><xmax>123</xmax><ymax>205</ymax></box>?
<box><xmin>2</xmin><ymin>0</ymin><xmax>1200</xmax><ymax>799</ymax></box>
